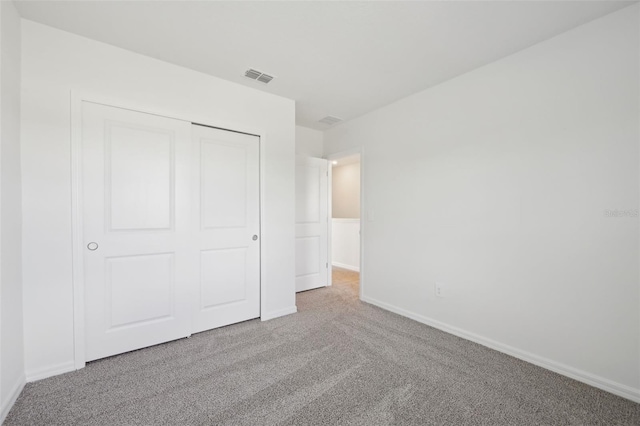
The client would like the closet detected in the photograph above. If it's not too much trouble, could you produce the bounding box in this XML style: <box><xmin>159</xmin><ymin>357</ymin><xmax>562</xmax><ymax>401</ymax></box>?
<box><xmin>81</xmin><ymin>102</ymin><xmax>260</xmax><ymax>361</ymax></box>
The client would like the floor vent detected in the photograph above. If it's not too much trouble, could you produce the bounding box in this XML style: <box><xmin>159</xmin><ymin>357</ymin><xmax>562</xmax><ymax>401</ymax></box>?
<box><xmin>318</xmin><ymin>116</ymin><xmax>343</xmax><ymax>126</ymax></box>
<box><xmin>244</xmin><ymin>68</ymin><xmax>275</xmax><ymax>84</ymax></box>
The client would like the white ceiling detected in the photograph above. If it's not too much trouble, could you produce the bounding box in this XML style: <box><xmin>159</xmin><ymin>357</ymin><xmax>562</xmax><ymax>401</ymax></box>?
<box><xmin>15</xmin><ymin>0</ymin><xmax>635</xmax><ymax>130</ymax></box>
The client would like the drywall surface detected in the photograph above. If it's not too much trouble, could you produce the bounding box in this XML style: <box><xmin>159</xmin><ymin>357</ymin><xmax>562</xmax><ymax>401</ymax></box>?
<box><xmin>21</xmin><ymin>21</ymin><xmax>295</xmax><ymax>379</ymax></box>
<box><xmin>331</xmin><ymin>219</ymin><xmax>360</xmax><ymax>271</ymax></box>
<box><xmin>325</xmin><ymin>5</ymin><xmax>640</xmax><ymax>399</ymax></box>
<box><xmin>295</xmin><ymin>125</ymin><xmax>323</xmax><ymax>157</ymax></box>
<box><xmin>0</xmin><ymin>0</ymin><xmax>25</xmax><ymax>421</ymax></box>
<box><xmin>332</xmin><ymin>162</ymin><xmax>360</xmax><ymax>218</ymax></box>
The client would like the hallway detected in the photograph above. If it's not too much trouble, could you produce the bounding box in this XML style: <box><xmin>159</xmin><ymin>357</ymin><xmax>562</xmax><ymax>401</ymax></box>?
<box><xmin>332</xmin><ymin>266</ymin><xmax>359</xmax><ymax>294</ymax></box>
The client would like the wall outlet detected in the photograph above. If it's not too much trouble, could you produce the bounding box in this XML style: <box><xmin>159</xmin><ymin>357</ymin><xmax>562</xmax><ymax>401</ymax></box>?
<box><xmin>435</xmin><ymin>282</ymin><xmax>445</xmax><ymax>298</ymax></box>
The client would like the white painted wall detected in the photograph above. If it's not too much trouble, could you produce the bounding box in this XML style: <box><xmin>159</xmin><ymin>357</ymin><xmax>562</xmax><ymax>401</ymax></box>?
<box><xmin>295</xmin><ymin>125</ymin><xmax>323</xmax><ymax>157</ymax></box>
<box><xmin>325</xmin><ymin>6</ymin><xmax>640</xmax><ymax>401</ymax></box>
<box><xmin>21</xmin><ymin>21</ymin><xmax>296</xmax><ymax>379</ymax></box>
<box><xmin>0</xmin><ymin>1</ymin><xmax>25</xmax><ymax>421</ymax></box>
<box><xmin>331</xmin><ymin>219</ymin><xmax>360</xmax><ymax>272</ymax></box>
<box><xmin>332</xmin><ymin>162</ymin><xmax>360</xmax><ymax>218</ymax></box>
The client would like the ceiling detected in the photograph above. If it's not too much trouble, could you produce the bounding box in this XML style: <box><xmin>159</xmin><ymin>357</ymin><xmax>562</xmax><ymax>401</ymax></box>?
<box><xmin>14</xmin><ymin>0</ymin><xmax>636</xmax><ymax>130</ymax></box>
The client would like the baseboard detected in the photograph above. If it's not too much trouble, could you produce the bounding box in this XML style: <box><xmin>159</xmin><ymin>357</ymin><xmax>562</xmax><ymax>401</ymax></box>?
<box><xmin>261</xmin><ymin>305</ymin><xmax>297</xmax><ymax>321</ymax></box>
<box><xmin>362</xmin><ymin>295</ymin><xmax>640</xmax><ymax>403</ymax></box>
<box><xmin>0</xmin><ymin>373</ymin><xmax>25</xmax><ymax>424</ymax></box>
<box><xmin>25</xmin><ymin>360</ymin><xmax>76</xmax><ymax>382</ymax></box>
<box><xmin>332</xmin><ymin>262</ymin><xmax>360</xmax><ymax>272</ymax></box>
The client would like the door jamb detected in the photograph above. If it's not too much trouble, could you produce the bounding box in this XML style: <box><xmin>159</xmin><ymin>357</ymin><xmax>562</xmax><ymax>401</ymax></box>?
<box><xmin>70</xmin><ymin>91</ymin><xmax>267</xmax><ymax>370</ymax></box>
<box><xmin>327</xmin><ymin>162</ymin><xmax>332</xmax><ymax>287</ymax></box>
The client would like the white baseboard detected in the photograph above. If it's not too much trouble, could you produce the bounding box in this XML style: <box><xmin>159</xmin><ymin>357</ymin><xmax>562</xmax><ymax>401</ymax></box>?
<box><xmin>261</xmin><ymin>305</ymin><xmax>297</xmax><ymax>321</ymax></box>
<box><xmin>26</xmin><ymin>360</ymin><xmax>76</xmax><ymax>382</ymax></box>
<box><xmin>332</xmin><ymin>262</ymin><xmax>360</xmax><ymax>272</ymax></box>
<box><xmin>0</xmin><ymin>373</ymin><xmax>25</xmax><ymax>424</ymax></box>
<box><xmin>362</xmin><ymin>295</ymin><xmax>640</xmax><ymax>403</ymax></box>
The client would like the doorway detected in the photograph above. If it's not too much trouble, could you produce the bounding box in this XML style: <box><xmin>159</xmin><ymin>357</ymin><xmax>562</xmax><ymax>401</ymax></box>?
<box><xmin>329</xmin><ymin>153</ymin><xmax>361</xmax><ymax>296</ymax></box>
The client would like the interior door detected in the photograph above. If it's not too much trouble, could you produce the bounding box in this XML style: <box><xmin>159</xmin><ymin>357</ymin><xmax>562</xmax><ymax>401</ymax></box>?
<box><xmin>295</xmin><ymin>155</ymin><xmax>329</xmax><ymax>292</ymax></box>
<box><xmin>191</xmin><ymin>124</ymin><xmax>261</xmax><ymax>333</ymax></box>
<box><xmin>82</xmin><ymin>102</ymin><xmax>195</xmax><ymax>362</ymax></box>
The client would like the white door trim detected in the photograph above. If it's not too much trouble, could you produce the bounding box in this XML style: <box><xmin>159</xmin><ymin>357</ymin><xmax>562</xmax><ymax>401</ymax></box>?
<box><xmin>327</xmin><ymin>164</ymin><xmax>333</xmax><ymax>287</ymax></box>
<box><xmin>326</xmin><ymin>147</ymin><xmax>364</xmax><ymax>300</ymax></box>
<box><xmin>70</xmin><ymin>91</ymin><xmax>266</xmax><ymax>370</ymax></box>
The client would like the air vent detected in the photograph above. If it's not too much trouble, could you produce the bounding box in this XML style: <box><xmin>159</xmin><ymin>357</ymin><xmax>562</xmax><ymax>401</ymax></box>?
<box><xmin>318</xmin><ymin>116</ymin><xmax>343</xmax><ymax>126</ymax></box>
<box><xmin>244</xmin><ymin>68</ymin><xmax>275</xmax><ymax>84</ymax></box>
<box><xmin>257</xmin><ymin>73</ymin><xmax>274</xmax><ymax>84</ymax></box>
<box><xmin>244</xmin><ymin>69</ymin><xmax>262</xmax><ymax>80</ymax></box>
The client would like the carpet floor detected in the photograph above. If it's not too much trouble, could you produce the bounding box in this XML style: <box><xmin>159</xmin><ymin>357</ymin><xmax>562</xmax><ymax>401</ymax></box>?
<box><xmin>5</xmin><ymin>268</ymin><xmax>640</xmax><ymax>425</ymax></box>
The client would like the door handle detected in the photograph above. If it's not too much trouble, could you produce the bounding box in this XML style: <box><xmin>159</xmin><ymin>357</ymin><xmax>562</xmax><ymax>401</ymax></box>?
<box><xmin>252</xmin><ymin>235</ymin><xmax>258</xmax><ymax>241</ymax></box>
<box><xmin>87</xmin><ymin>242</ymin><xmax>99</xmax><ymax>251</ymax></box>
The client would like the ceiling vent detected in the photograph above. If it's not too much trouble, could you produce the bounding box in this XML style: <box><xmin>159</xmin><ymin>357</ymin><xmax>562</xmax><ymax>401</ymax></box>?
<box><xmin>244</xmin><ymin>68</ymin><xmax>275</xmax><ymax>84</ymax></box>
<box><xmin>257</xmin><ymin>73</ymin><xmax>274</xmax><ymax>84</ymax></box>
<box><xmin>318</xmin><ymin>116</ymin><xmax>343</xmax><ymax>126</ymax></box>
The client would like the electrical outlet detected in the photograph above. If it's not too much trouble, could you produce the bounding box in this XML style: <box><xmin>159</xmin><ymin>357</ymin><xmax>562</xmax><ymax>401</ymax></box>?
<box><xmin>435</xmin><ymin>282</ymin><xmax>445</xmax><ymax>298</ymax></box>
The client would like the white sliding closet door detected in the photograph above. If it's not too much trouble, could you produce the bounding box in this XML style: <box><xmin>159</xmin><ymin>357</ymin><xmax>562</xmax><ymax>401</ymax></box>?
<box><xmin>82</xmin><ymin>103</ymin><xmax>261</xmax><ymax>362</ymax></box>
<box><xmin>191</xmin><ymin>124</ymin><xmax>261</xmax><ymax>333</ymax></box>
<box><xmin>295</xmin><ymin>156</ymin><xmax>329</xmax><ymax>292</ymax></box>
<box><xmin>82</xmin><ymin>102</ymin><xmax>195</xmax><ymax>362</ymax></box>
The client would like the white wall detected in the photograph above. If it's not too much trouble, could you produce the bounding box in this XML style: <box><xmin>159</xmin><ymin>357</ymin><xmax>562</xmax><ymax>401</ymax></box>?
<box><xmin>295</xmin><ymin>125</ymin><xmax>323</xmax><ymax>157</ymax></box>
<box><xmin>0</xmin><ymin>0</ymin><xmax>25</xmax><ymax>421</ymax></box>
<box><xmin>21</xmin><ymin>21</ymin><xmax>296</xmax><ymax>380</ymax></box>
<box><xmin>325</xmin><ymin>6</ymin><xmax>640</xmax><ymax>401</ymax></box>
<box><xmin>332</xmin><ymin>162</ymin><xmax>360</xmax><ymax>218</ymax></box>
<box><xmin>331</xmin><ymin>219</ymin><xmax>360</xmax><ymax>272</ymax></box>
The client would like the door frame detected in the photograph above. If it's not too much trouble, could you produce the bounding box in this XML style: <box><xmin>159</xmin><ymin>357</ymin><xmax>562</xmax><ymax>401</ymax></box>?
<box><xmin>326</xmin><ymin>147</ymin><xmax>364</xmax><ymax>300</ymax></box>
<box><xmin>70</xmin><ymin>91</ymin><xmax>266</xmax><ymax>369</ymax></box>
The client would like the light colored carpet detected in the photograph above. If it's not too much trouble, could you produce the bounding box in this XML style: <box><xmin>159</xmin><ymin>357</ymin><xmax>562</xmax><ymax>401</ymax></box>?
<box><xmin>331</xmin><ymin>266</ymin><xmax>359</xmax><ymax>293</ymax></box>
<box><xmin>5</xmin><ymin>269</ymin><xmax>640</xmax><ymax>425</ymax></box>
